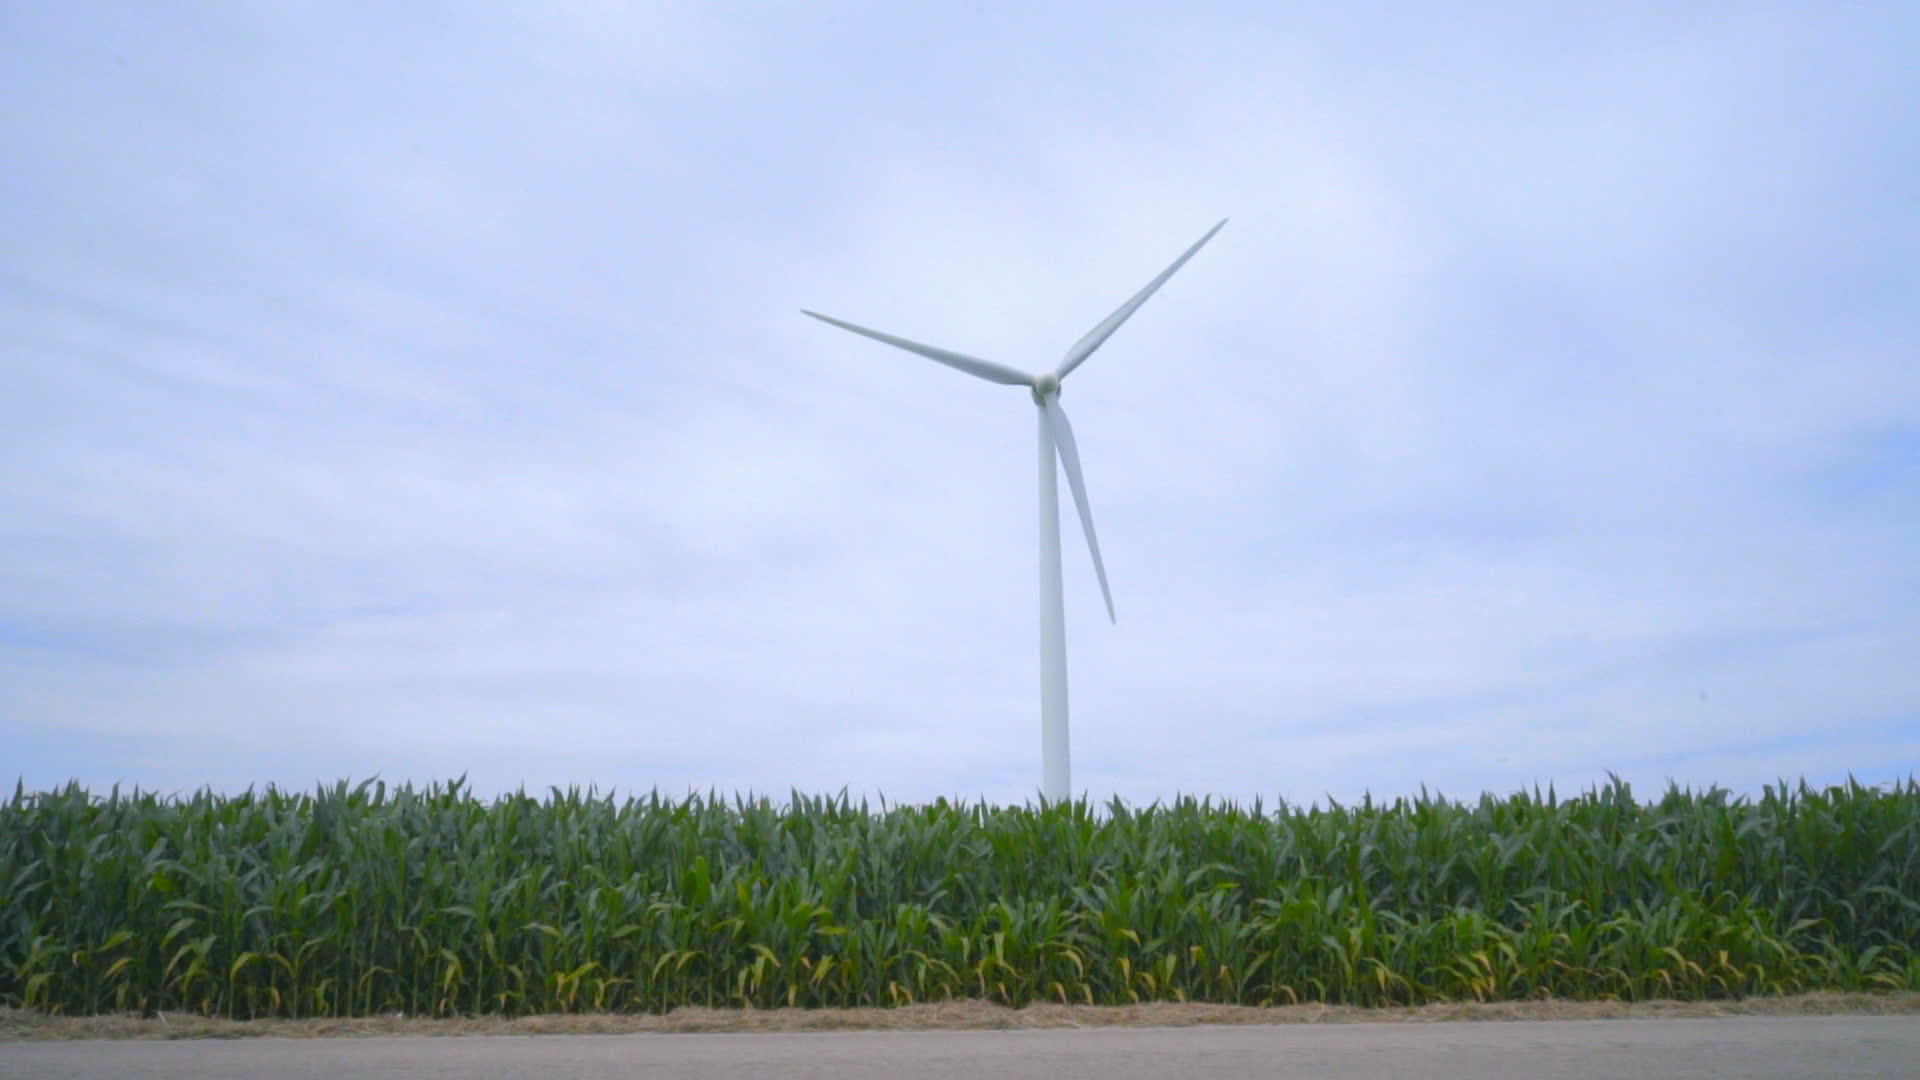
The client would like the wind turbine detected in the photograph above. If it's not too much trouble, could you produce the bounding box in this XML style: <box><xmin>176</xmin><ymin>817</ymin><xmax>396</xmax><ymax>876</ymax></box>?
<box><xmin>804</xmin><ymin>220</ymin><xmax>1226</xmax><ymax>802</ymax></box>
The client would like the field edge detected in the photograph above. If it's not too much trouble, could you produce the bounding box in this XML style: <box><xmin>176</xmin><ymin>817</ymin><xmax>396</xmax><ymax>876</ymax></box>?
<box><xmin>5</xmin><ymin>991</ymin><xmax>1917</xmax><ymax>1041</ymax></box>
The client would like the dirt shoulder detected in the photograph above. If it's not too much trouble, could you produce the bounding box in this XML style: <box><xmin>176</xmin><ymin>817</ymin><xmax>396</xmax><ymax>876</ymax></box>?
<box><xmin>4</xmin><ymin>992</ymin><xmax>1916</xmax><ymax>1041</ymax></box>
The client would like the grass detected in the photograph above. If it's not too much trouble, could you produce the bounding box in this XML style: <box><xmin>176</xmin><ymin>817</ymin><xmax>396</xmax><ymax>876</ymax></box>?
<box><xmin>2</xmin><ymin>775</ymin><xmax>1915</xmax><ymax>1019</ymax></box>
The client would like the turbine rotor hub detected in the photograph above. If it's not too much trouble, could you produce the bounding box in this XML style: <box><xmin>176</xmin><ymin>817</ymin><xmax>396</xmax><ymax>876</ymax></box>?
<box><xmin>1031</xmin><ymin>372</ymin><xmax>1060</xmax><ymax>403</ymax></box>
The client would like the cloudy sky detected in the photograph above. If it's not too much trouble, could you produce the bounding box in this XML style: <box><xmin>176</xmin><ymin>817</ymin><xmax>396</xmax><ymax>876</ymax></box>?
<box><xmin>4</xmin><ymin>3</ymin><xmax>1915</xmax><ymax>806</ymax></box>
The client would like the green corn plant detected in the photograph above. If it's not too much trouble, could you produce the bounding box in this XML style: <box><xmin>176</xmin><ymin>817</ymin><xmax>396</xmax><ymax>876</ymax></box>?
<box><xmin>2</xmin><ymin>776</ymin><xmax>1914</xmax><ymax>1016</ymax></box>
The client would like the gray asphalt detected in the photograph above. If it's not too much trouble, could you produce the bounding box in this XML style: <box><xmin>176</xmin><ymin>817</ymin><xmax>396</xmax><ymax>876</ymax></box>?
<box><xmin>3</xmin><ymin>1016</ymin><xmax>1916</xmax><ymax>1079</ymax></box>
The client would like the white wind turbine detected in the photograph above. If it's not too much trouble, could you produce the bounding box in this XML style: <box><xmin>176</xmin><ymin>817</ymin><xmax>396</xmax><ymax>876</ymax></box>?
<box><xmin>804</xmin><ymin>220</ymin><xmax>1226</xmax><ymax>802</ymax></box>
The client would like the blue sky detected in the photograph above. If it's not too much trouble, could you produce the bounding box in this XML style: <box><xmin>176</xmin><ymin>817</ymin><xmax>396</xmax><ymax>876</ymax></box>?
<box><xmin>3</xmin><ymin>3</ymin><xmax>1915</xmax><ymax>805</ymax></box>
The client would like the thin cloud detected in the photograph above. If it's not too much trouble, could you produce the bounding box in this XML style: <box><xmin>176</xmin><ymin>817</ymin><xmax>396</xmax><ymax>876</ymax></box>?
<box><xmin>2</xmin><ymin>3</ymin><xmax>1914</xmax><ymax>803</ymax></box>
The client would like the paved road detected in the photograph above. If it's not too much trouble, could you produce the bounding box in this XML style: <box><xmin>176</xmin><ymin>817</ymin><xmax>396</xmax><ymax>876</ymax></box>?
<box><xmin>4</xmin><ymin>1016</ymin><xmax>1916</xmax><ymax>1079</ymax></box>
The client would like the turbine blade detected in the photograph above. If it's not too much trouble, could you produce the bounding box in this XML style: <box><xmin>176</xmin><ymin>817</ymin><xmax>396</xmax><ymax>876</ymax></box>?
<box><xmin>802</xmin><ymin>310</ymin><xmax>1032</xmax><ymax>386</ymax></box>
<box><xmin>1056</xmin><ymin>219</ymin><xmax>1227</xmax><ymax>380</ymax></box>
<box><xmin>1042</xmin><ymin>396</ymin><xmax>1115</xmax><ymax>623</ymax></box>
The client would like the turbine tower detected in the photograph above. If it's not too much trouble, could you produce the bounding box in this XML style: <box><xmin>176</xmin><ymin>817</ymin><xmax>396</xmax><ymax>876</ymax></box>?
<box><xmin>804</xmin><ymin>220</ymin><xmax>1226</xmax><ymax>802</ymax></box>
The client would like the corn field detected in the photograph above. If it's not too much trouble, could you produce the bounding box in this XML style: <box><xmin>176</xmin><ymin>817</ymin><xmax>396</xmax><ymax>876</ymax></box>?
<box><xmin>3</xmin><ymin>776</ymin><xmax>1915</xmax><ymax>1018</ymax></box>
